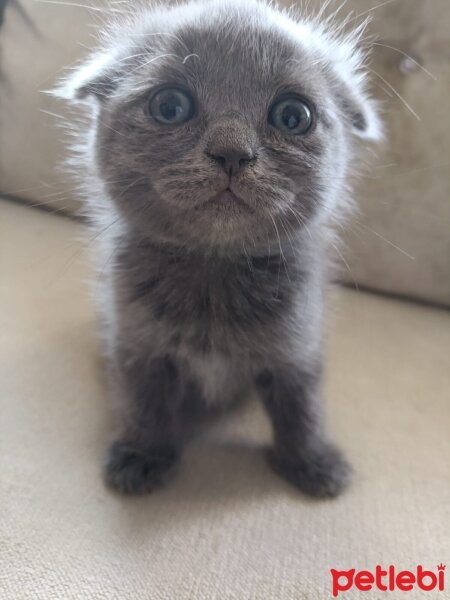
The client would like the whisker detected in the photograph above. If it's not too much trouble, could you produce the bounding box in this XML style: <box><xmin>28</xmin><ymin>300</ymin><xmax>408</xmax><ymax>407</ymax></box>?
<box><xmin>242</xmin><ymin>242</ymin><xmax>254</xmax><ymax>274</ymax></box>
<box><xmin>39</xmin><ymin>108</ymin><xmax>67</xmax><ymax>120</ymax></box>
<box><xmin>270</xmin><ymin>215</ymin><xmax>291</xmax><ymax>286</ymax></box>
<box><xmin>284</xmin><ymin>204</ymin><xmax>313</xmax><ymax>241</ymax></box>
<box><xmin>356</xmin><ymin>222</ymin><xmax>416</xmax><ymax>259</ymax></box>
<box><xmin>372</xmin><ymin>42</ymin><xmax>437</xmax><ymax>81</ymax></box>
<box><xmin>353</xmin><ymin>0</ymin><xmax>399</xmax><ymax>20</ymax></box>
<box><xmin>330</xmin><ymin>240</ymin><xmax>358</xmax><ymax>289</ymax></box>
<box><xmin>182</xmin><ymin>53</ymin><xmax>200</xmax><ymax>65</ymax></box>
<box><xmin>33</xmin><ymin>0</ymin><xmax>112</xmax><ymax>13</ymax></box>
<box><xmin>130</xmin><ymin>53</ymin><xmax>179</xmax><ymax>73</ymax></box>
<box><xmin>278</xmin><ymin>213</ymin><xmax>297</xmax><ymax>257</ymax></box>
<box><xmin>367</xmin><ymin>66</ymin><xmax>420</xmax><ymax>120</ymax></box>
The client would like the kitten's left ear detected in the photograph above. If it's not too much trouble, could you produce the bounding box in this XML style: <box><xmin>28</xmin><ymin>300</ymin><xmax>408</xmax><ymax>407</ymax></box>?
<box><xmin>52</xmin><ymin>51</ymin><xmax>118</xmax><ymax>102</ymax></box>
<box><xmin>338</xmin><ymin>83</ymin><xmax>383</xmax><ymax>141</ymax></box>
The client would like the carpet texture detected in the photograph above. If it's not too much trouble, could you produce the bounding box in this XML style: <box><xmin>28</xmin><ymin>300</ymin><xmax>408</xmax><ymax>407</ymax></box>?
<box><xmin>1</xmin><ymin>200</ymin><xmax>449</xmax><ymax>599</ymax></box>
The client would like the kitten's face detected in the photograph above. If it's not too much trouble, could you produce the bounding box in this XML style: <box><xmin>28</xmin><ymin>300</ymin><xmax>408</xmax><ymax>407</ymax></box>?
<box><xmin>64</xmin><ymin>1</ymin><xmax>380</xmax><ymax>252</ymax></box>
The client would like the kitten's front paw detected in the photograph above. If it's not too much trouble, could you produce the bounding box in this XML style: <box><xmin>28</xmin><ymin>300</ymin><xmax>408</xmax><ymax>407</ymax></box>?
<box><xmin>268</xmin><ymin>443</ymin><xmax>352</xmax><ymax>498</ymax></box>
<box><xmin>104</xmin><ymin>440</ymin><xmax>179</xmax><ymax>494</ymax></box>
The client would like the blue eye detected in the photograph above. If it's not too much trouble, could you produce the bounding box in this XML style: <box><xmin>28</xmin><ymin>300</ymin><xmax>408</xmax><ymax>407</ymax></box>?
<box><xmin>269</xmin><ymin>97</ymin><xmax>313</xmax><ymax>134</ymax></box>
<box><xmin>149</xmin><ymin>88</ymin><xmax>195</xmax><ymax>125</ymax></box>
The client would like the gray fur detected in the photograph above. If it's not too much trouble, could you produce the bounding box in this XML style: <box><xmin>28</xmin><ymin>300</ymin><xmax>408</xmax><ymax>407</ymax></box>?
<box><xmin>58</xmin><ymin>0</ymin><xmax>380</xmax><ymax>497</ymax></box>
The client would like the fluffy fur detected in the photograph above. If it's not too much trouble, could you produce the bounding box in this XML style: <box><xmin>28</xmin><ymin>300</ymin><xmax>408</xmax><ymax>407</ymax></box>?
<box><xmin>57</xmin><ymin>0</ymin><xmax>381</xmax><ymax>497</ymax></box>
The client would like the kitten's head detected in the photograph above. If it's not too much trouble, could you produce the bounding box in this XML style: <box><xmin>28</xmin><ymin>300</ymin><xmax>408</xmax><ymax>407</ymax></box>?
<box><xmin>59</xmin><ymin>0</ymin><xmax>381</xmax><ymax>252</ymax></box>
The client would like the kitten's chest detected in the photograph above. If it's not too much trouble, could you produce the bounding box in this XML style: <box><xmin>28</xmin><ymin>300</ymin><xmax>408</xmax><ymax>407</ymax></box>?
<box><xmin>121</xmin><ymin>248</ymin><xmax>300</xmax><ymax>351</ymax></box>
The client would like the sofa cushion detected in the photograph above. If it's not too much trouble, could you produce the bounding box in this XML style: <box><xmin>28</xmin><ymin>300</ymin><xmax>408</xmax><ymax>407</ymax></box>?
<box><xmin>0</xmin><ymin>0</ymin><xmax>93</xmax><ymax>213</ymax></box>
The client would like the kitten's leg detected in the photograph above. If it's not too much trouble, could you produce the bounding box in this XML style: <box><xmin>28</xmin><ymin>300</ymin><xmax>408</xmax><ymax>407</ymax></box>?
<box><xmin>255</xmin><ymin>365</ymin><xmax>352</xmax><ymax>498</ymax></box>
<box><xmin>104</xmin><ymin>354</ymin><xmax>189</xmax><ymax>494</ymax></box>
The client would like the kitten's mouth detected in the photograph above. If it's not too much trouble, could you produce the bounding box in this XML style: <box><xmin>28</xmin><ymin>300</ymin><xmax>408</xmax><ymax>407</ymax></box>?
<box><xmin>201</xmin><ymin>188</ymin><xmax>253</xmax><ymax>212</ymax></box>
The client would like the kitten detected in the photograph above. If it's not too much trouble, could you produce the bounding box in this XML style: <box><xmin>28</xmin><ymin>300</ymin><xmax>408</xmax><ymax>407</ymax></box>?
<box><xmin>57</xmin><ymin>0</ymin><xmax>381</xmax><ymax>497</ymax></box>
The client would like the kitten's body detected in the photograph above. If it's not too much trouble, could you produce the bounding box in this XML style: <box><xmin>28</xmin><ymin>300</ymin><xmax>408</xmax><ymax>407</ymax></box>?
<box><xmin>112</xmin><ymin>232</ymin><xmax>322</xmax><ymax>403</ymax></box>
<box><xmin>59</xmin><ymin>0</ymin><xmax>380</xmax><ymax>497</ymax></box>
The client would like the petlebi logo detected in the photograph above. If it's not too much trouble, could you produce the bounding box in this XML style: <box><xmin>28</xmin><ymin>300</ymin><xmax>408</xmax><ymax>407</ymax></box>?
<box><xmin>330</xmin><ymin>564</ymin><xmax>446</xmax><ymax>597</ymax></box>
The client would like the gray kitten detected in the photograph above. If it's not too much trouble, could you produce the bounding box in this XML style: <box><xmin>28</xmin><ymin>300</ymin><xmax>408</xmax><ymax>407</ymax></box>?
<box><xmin>57</xmin><ymin>0</ymin><xmax>381</xmax><ymax>497</ymax></box>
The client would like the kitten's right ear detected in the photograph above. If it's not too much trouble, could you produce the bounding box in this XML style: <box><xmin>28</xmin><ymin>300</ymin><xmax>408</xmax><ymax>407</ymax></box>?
<box><xmin>52</xmin><ymin>51</ymin><xmax>118</xmax><ymax>102</ymax></box>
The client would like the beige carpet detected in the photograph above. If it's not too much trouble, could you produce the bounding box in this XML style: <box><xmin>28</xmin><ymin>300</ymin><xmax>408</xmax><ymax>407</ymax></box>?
<box><xmin>1</xmin><ymin>199</ymin><xmax>449</xmax><ymax>599</ymax></box>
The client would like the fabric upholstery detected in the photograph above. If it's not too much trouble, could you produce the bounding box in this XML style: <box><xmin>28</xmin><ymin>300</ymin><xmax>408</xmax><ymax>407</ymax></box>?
<box><xmin>2</xmin><ymin>199</ymin><xmax>449</xmax><ymax>599</ymax></box>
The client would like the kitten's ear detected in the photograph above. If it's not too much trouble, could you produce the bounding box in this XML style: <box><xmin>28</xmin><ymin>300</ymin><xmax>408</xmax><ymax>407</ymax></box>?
<box><xmin>52</xmin><ymin>51</ymin><xmax>118</xmax><ymax>102</ymax></box>
<box><xmin>338</xmin><ymin>83</ymin><xmax>383</xmax><ymax>141</ymax></box>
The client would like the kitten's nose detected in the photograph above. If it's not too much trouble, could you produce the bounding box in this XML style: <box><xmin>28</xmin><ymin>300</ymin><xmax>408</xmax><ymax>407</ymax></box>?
<box><xmin>207</xmin><ymin>148</ymin><xmax>255</xmax><ymax>177</ymax></box>
<box><xmin>205</xmin><ymin>120</ymin><xmax>257</xmax><ymax>177</ymax></box>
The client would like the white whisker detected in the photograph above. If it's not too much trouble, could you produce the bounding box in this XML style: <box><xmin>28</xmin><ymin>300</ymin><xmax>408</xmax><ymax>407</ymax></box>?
<box><xmin>372</xmin><ymin>42</ymin><xmax>437</xmax><ymax>81</ymax></box>
<box><xmin>367</xmin><ymin>66</ymin><xmax>420</xmax><ymax>121</ymax></box>
<box><xmin>354</xmin><ymin>0</ymin><xmax>398</xmax><ymax>20</ymax></box>
<box><xmin>358</xmin><ymin>223</ymin><xmax>415</xmax><ymax>260</ymax></box>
